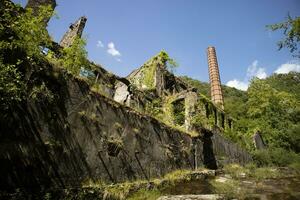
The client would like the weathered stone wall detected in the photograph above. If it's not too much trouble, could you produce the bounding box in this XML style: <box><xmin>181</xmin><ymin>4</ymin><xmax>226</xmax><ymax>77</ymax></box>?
<box><xmin>0</xmin><ymin>64</ymin><xmax>251</xmax><ymax>191</ymax></box>
<box><xmin>0</xmin><ymin>68</ymin><xmax>194</xmax><ymax>190</ymax></box>
<box><xmin>211</xmin><ymin>128</ymin><xmax>253</xmax><ymax>165</ymax></box>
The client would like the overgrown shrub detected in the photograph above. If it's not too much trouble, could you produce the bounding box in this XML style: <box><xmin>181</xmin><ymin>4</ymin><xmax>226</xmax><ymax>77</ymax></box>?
<box><xmin>253</xmin><ymin>148</ymin><xmax>300</xmax><ymax>167</ymax></box>
<box><xmin>29</xmin><ymin>82</ymin><xmax>54</xmax><ymax>103</ymax></box>
<box><xmin>0</xmin><ymin>2</ymin><xmax>54</xmax><ymax>110</ymax></box>
<box><xmin>0</xmin><ymin>60</ymin><xmax>25</xmax><ymax>110</ymax></box>
<box><xmin>57</xmin><ymin>37</ymin><xmax>90</xmax><ymax>76</ymax></box>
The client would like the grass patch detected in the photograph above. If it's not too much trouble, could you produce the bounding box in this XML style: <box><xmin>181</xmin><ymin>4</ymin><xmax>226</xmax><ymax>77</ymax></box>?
<box><xmin>223</xmin><ymin>163</ymin><xmax>287</xmax><ymax>181</ymax></box>
<box><xmin>163</xmin><ymin>169</ymin><xmax>191</xmax><ymax>181</ymax></box>
<box><xmin>127</xmin><ymin>188</ymin><xmax>161</xmax><ymax>200</ymax></box>
<box><xmin>210</xmin><ymin>179</ymin><xmax>246</xmax><ymax>199</ymax></box>
<box><xmin>81</xmin><ymin>169</ymin><xmax>213</xmax><ymax>200</ymax></box>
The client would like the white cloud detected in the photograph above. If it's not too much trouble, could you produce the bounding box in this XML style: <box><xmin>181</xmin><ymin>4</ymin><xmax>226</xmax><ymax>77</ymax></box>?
<box><xmin>226</xmin><ymin>60</ymin><xmax>267</xmax><ymax>91</ymax></box>
<box><xmin>107</xmin><ymin>42</ymin><xmax>121</xmax><ymax>57</ymax></box>
<box><xmin>246</xmin><ymin>60</ymin><xmax>258</xmax><ymax>77</ymax></box>
<box><xmin>226</xmin><ymin>60</ymin><xmax>300</xmax><ymax>91</ymax></box>
<box><xmin>226</xmin><ymin>60</ymin><xmax>268</xmax><ymax>91</ymax></box>
<box><xmin>275</xmin><ymin>62</ymin><xmax>300</xmax><ymax>74</ymax></box>
<box><xmin>226</xmin><ymin>79</ymin><xmax>248</xmax><ymax>91</ymax></box>
<box><xmin>96</xmin><ymin>40</ymin><xmax>104</xmax><ymax>48</ymax></box>
<box><xmin>255</xmin><ymin>68</ymin><xmax>267</xmax><ymax>79</ymax></box>
<box><xmin>247</xmin><ymin>60</ymin><xmax>267</xmax><ymax>79</ymax></box>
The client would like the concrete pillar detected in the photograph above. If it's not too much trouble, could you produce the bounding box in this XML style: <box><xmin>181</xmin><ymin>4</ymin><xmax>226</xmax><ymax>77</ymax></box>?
<box><xmin>207</xmin><ymin>46</ymin><xmax>224</xmax><ymax>110</ymax></box>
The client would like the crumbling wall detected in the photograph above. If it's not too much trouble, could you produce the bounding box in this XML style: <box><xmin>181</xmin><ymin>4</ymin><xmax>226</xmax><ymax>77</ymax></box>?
<box><xmin>0</xmin><ymin>62</ymin><xmax>251</xmax><ymax>191</ymax></box>
<box><xmin>127</xmin><ymin>53</ymin><xmax>187</xmax><ymax>96</ymax></box>
<box><xmin>59</xmin><ymin>16</ymin><xmax>87</xmax><ymax>48</ymax></box>
<box><xmin>0</xmin><ymin>67</ymin><xmax>194</xmax><ymax>190</ymax></box>
<box><xmin>211</xmin><ymin>128</ymin><xmax>253</xmax><ymax>165</ymax></box>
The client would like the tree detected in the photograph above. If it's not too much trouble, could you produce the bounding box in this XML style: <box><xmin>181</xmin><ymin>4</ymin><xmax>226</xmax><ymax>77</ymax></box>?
<box><xmin>0</xmin><ymin>2</ymin><xmax>54</xmax><ymax>60</ymax></box>
<box><xmin>159</xmin><ymin>51</ymin><xmax>178</xmax><ymax>72</ymax></box>
<box><xmin>267</xmin><ymin>14</ymin><xmax>300</xmax><ymax>57</ymax></box>
<box><xmin>57</xmin><ymin>37</ymin><xmax>90</xmax><ymax>76</ymax></box>
<box><xmin>0</xmin><ymin>2</ymin><xmax>54</xmax><ymax>110</ymax></box>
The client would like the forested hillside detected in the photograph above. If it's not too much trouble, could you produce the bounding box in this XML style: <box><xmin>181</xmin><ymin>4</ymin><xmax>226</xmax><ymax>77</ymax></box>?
<box><xmin>181</xmin><ymin>73</ymin><xmax>300</xmax><ymax>166</ymax></box>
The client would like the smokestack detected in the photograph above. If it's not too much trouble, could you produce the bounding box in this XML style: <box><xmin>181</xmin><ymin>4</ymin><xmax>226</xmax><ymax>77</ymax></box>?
<box><xmin>207</xmin><ymin>46</ymin><xmax>224</xmax><ymax>110</ymax></box>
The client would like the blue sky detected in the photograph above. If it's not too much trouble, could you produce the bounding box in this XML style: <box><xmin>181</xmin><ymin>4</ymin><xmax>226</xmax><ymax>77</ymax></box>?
<box><xmin>14</xmin><ymin>0</ymin><xmax>300</xmax><ymax>90</ymax></box>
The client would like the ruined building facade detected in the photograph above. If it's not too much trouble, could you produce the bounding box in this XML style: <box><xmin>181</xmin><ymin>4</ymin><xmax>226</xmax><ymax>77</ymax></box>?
<box><xmin>59</xmin><ymin>16</ymin><xmax>87</xmax><ymax>48</ymax></box>
<box><xmin>207</xmin><ymin>46</ymin><xmax>224</xmax><ymax>110</ymax></box>
<box><xmin>0</xmin><ymin>1</ymin><xmax>252</xmax><ymax>191</ymax></box>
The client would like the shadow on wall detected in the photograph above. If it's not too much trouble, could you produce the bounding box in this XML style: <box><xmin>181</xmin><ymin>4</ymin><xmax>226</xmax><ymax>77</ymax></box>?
<box><xmin>202</xmin><ymin>130</ymin><xmax>218</xmax><ymax>170</ymax></box>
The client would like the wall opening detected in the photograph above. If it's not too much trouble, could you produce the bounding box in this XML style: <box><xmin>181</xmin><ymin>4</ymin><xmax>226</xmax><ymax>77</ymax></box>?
<box><xmin>172</xmin><ymin>98</ymin><xmax>185</xmax><ymax>126</ymax></box>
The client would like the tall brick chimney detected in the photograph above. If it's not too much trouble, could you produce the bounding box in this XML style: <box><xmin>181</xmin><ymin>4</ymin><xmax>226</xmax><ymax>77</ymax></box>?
<box><xmin>207</xmin><ymin>46</ymin><xmax>224</xmax><ymax>110</ymax></box>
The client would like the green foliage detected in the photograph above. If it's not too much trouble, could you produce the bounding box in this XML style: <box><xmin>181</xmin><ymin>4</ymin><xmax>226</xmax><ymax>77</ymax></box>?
<box><xmin>267</xmin><ymin>14</ymin><xmax>300</xmax><ymax>57</ymax></box>
<box><xmin>247</xmin><ymin>78</ymin><xmax>296</xmax><ymax>120</ymax></box>
<box><xmin>180</xmin><ymin>76</ymin><xmax>210</xmax><ymax>96</ymax></box>
<box><xmin>191</xmin><ymin>111</ymin><xmax>207</xmax><ymax>128</ymax></box>
<box><xmin>263</xmin><ymin>72</ymin><xmax>300</xmax><ymax>99</ymax></box>
<box><xmin>0</xmin><ymin>59</ymin><xmax>25</xmax><ymax>109</ymax></box>
<box><xmin>29</xmin><ymin>82</ymin><xmax>54</xmax><ymax>103</ymax></box>
<box><xmin>0</xmin><ymin>2</ymin><xmax>54</xmax><ymax>110</ymax></box>
<box><xmin>181</xmin><ymin>72</ymin><xmax>300</xmax><ymax>163</ymax></box>
<box><xmin>133</xmin><ymin>51</ymin><xmax>178</xmax><ymax>90</ymax></box>
<box><xmin>142</xmin><ymin>61</ymin><xmax>156</xmax><ymax>89</ymax></box>
<box><xmin>90</xmin><ymin>83</ymin><xmax>109</xmax><ymax>97</ymax></box>
<box><xmin>57</xmin><ymin>37</ymin><xmax>90</xmax><ymax>76</ymax></box>
<box><xmin>245</xmin><ymin>78</ymin><xmax>300</xmax><ymax>151</ymax></box>
<box><xmin>210</xmin><ymin>179</ymin><xmax>244</xmax><ymax>199</ymax></box>
<box><xmin>180</xmin><ymin>76</ymin><xmax>248</xmax><ymax>119</ymax></box>
<box><xmin>0</xmin><ymin>2</ymin><xmax>54</xmax><ymax>58</ymax></box>
<box><xmin>145</xmin><ymin>98</ymin><xmax>163</xmax><ymax>118</ymax></box>
<box><xmin>127</xmin><ymin>189</ymin><xmax>161</xmax><ymax>200</ymax></box>
<box><xmin>223</xmin><ymin>163</ymin><xmax>282</xmax><ymax>181</ymax></box>
<box><xmin>172</xmin><ymin>99</ymin><xmax>185</xmax><ymax>126</ymax></box>
<box><xmin>158</xmin><ymin>51</ymin><xmax>178</xmax><ymax>72</ymax></box>
<box><xmin>253</xmin><ymin>148</ymin><xmax>300</xmax><ymax>167</ymax></box>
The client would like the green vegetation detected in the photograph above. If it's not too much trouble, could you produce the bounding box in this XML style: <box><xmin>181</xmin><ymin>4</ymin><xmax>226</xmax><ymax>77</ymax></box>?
<box><xmin>0</xmin><ymin>1</ymin><xmax>95</xmax><ymax>113</ymax></box>
<box><xmin>222</xmin><ymin>164</ymin><xmax>281</xmax><ymax>180</ymax></box>
<box><xmin>180</xmin><ymin>76</ymin><xmax>210</xmax><ymax>97</ymax></box>
<box><xmin>127</xmin><ymin>189</ymin><xmax>161</xmax><ymax>200</ymax></box>
<box><xmin>181</xmin><ymin>73</ymin><xmax>300</xmax><ymax>167</ymax></box>
<box><xmin>210</xmin><ymin>163</ymin><xmax>300</xmax><ymax>199</ymax></box>
<box><xmin>0</xmin><ymin>60</ymin><xmax>25</xmax><ymax>110</ymax></box>
<box><xmin>81</xmin><ymin>169</ymin><xmax>209</xmax><ymax>200</ymax></box>
<box><xmin>135</xmin><ymin>51</ymin><xmax>178</xmax><ymax>90</ymax></box>
<box><xmin>172</xmin><ymin>99</ymin><xmax>185</xmax><ymax>125</ymax></box>
<box><xmin>267</xmin><ymin>14</ymin><xmax>300</xmax><ymax>57</ymax></box>
<box><xmin>210</xmin><ymin>179</ymin><xmax>244</xmax><ymax>199</ymax></box>
<box><xmin>0</xmin><ymin>3</ymin><xmax>53</xmax><ymax>58</ymax></box>
<box><xmin>0</xmin><ymin>2</ymin><xmax>54</xmax><ymax>111</ymax></box>
<box><xmin>145</xmin><ymin>98</ymin><xmax>163</xmax><ymax>119</ymax></box>
<box><xmin>180</xmin><ymin>76</ymin><xmax>248</xmax><ymax>119</ymax></box>
<box><xmin>29</xmin><ymin>82</ymin><xmax>55</xmax><ymax>103</ymax></box>
<box><xmin>57</xmin><ymin>37</ymin><xmax>90</xmax><ymax>76</ymax></box>
<box><xmin>158</xmin><ymin>50</ymin><xmax>178</xmax><ymax>72</ymax></box>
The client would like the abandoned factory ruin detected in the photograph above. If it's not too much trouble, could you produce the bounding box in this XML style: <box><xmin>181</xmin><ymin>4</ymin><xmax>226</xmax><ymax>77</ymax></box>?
<box><xmin>1</xmin><ymin>0</ymin><xmax>254</xmax><ymax>191</ymax></box>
